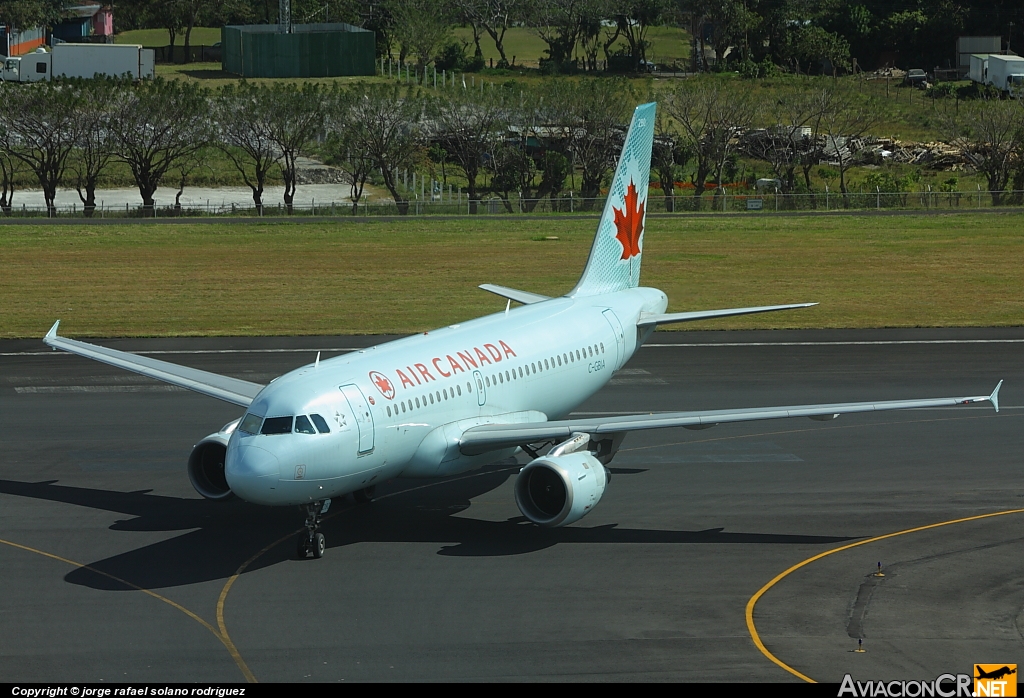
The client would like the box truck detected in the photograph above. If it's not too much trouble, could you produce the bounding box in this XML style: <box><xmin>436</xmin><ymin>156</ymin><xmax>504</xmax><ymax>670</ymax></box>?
<box><xmin>1</xmin><ymin>43</ymin><xmax>155</xmax><ymax>82</ymax></box>
<box><xmin>987</xmin><ymin>55</ymin><xmax>1024</xmax><ymax>95</ymax></box>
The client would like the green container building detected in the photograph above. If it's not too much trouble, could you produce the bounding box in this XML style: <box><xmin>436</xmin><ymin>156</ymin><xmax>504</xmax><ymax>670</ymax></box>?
<box><xmin>222</xmin><ymin>23</ymin><xmax>375</xmax><ymax>78</ymax></box>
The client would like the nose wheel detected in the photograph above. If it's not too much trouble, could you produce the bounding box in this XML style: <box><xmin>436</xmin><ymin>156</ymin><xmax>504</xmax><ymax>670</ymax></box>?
<box><xmin>297</xmin><ymin>499</ymin><xmax>330</xmax><ymax>559</ymax></box>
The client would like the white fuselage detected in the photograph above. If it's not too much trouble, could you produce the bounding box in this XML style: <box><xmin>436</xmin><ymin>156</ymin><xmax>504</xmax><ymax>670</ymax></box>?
<box><xmin>224</xmin><ymin>287</ymin><xmax>668</xmax><ymax>505</ymax></box>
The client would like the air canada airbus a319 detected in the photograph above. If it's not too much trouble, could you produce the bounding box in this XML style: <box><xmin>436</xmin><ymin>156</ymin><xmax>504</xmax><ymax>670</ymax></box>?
<box><xmin>44</xmin><ymin>102</ymin><xmax>1003</xmax><ymax>559</ymax></box>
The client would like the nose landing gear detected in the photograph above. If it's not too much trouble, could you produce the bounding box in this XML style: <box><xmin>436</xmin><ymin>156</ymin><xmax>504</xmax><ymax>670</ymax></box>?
<box><xmin>297</xmin><ymin>499</ymin><xmax>330</xmax><ymax>559</ymax></box>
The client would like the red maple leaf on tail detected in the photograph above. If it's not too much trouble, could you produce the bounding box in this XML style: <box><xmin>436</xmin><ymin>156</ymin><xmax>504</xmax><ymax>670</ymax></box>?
<box><xmin>613</xmin><ymin>180</ymin><xmax>645</xmax><ymax>260</ymax></box>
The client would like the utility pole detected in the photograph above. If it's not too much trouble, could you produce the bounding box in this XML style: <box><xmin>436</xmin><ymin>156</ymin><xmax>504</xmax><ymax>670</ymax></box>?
<box><xmin>279</xmin><ymin>0</ymin><xmax>291</xmax><ymax>33</ymax></box>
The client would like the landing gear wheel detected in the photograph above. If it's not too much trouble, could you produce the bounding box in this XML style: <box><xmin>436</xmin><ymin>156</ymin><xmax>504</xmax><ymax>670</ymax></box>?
<box><xmin>353</xmin><ymin>485</ymin><xmax>376</xmax><ymax>503</ymax></box>
<box><xmin>299</xmin><ymin>500</ymin><xmax>328</xmax><ymax>559</ymax></box>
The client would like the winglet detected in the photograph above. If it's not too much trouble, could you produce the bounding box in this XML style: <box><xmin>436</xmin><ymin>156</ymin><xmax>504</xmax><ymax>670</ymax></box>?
<box><xmin>990</xmin><ymin>380</ymin><xmax>1003</xmax><ymax>413</ymax></box>
<box><xmin>45</xmin><ymin>320</ymin><xmax>60</xmax><ymax>346</ymax></box>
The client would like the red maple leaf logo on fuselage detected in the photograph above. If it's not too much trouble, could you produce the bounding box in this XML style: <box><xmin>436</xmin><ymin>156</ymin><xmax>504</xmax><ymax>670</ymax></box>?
<box><xmin>613</xmin><ymin>180</ymin><xmax>644</xmax><ymax>260</ymax></box>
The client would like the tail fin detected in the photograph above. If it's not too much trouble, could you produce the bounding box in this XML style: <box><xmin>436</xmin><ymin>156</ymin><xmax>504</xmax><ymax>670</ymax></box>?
<box><xmin>570</xmin><ymin>102</ymin><xmax>656</xmax><ymax>297</ymax></box>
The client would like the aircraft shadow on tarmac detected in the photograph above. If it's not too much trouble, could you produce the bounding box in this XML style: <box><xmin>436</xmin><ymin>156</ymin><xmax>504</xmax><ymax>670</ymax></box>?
<box><xmin>0</xmin><ymin>470</ymin><xmax>855</xmax><ymax>591</ymax></box>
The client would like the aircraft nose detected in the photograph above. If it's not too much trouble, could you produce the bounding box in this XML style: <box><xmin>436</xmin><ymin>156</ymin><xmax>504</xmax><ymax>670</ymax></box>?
<box><xmin>225</xmin><ymin>443</ymin><xmax>281</xmax><ymax>503</ymax></box>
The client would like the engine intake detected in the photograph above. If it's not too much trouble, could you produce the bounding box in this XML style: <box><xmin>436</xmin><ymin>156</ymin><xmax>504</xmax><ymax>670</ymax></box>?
<box><xmin>514</xmin><ymin>452</ymin><xmax>609</xmax><ymax>527</ymax></box>
<box><xmin>188</xmin><ymin>433</ymin><xmax>234</xmax><ymax>501</ymax></box>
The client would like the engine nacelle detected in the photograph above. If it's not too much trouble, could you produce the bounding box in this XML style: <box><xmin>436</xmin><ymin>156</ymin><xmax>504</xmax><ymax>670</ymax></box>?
<box><xmin>187</xmin><ymin>420</ymin><xmax>239</xmax><ymax>501</ymax></box>
<box><xmin>514</xmin><ymin>452</ymin><xmax>609</xmax><ymax>527</ymax></box>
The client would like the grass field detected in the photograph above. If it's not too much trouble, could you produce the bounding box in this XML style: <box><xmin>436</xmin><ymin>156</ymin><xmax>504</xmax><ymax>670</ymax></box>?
<box><xmin>1</xmin><ymin>213</ymin><xmax>1021</xmax><ymax>338</ymax></box>
<box><xmin>116</xmin><ymin>27</ymin><xmax>222</xmax><ymax>46</ymax></box>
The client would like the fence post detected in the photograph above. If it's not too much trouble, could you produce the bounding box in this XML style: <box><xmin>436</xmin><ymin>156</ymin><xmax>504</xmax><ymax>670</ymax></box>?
<box><xmin>876</xmin><ymin>186</ymin><xmax>880</xmax><ymax>210</ymax></box>
<box><xmin>977</xmin><ymin>185</ymin><xmax>982</xmax><ymax>208</ymax></box>
<box><xmin>825</xmin><ymin>185</ymin><xmax>828</xmax><ymax>211</ymax></box>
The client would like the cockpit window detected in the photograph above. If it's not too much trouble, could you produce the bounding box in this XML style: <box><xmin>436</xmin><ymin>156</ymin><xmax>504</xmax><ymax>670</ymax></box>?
<box><xmin>261</xmin><ymin>416</ymin><xmax>293</xmax><ymax>435</ymax></box>
<box><xmin>238</xmin><ymin>413</ymin><xmax>263</xmax><ymax>435</ymax></box>
<box><xmin>310</xmin><ymin>414</ymin><xmax>330</xmax><ymax>433</ymax></box>
<box><xmin>294</xmin><ymin>415</ymin><xmax>316</xmax><ymax>434</ymax></box>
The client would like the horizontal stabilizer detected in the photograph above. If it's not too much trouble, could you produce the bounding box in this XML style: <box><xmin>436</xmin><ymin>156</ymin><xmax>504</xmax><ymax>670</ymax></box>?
<box><xmin>479</xmin><ymin>284</ymin><xmax>550</xmax><ymax>305</ymax></box>
<box><xmin>637</xmin><ymin>303</ymin><xmax>817</xmax><ymax>327</ymax></box>
<box><xmin>43</xmin><ymin>321</ymin><xmax>264</xmax><ymax>407</ymax></box>
<box><xmin>459</xmin><ymin>384</ymin><xmax>1002</xmax><ymax>455</ymax></box>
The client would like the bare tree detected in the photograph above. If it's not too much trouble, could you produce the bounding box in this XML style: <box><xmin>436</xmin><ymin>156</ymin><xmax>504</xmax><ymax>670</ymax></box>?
<box><xmin>454</xmin><ymin>0</ymin><xmax>522</xmax><ymax>67</ymax></box>
<box><xmin>526</xmin><ymin>0</ymin><xmax>592</xmax><ymax>69</ymax></box>
<box><xmin>941</xmin><ymin>97</ymin><xmax>1024</xmax><ymax>206</ymax></box>
<box><xmin>108</xmin><ymin>78</ymin><xmax>212</xmax><ymax>212</ymax></box>
<box><xmin>741</xmin><ymin>87</ymin><xmax>821</xmax><ymax>193</ymax></box>
<box><xmin>431</xmin><ymin>85</ymin><xmax>507</xmax><ymax>213</ymax></box>
<box><xmin>323</xmin><ymin>87</ymin><xmax>376</xmax><ymax>215</ymax></box>
<box><xmin>652</xmin><ymin>109</ymin><xmax>692</xmax><ymax>213</ymax></box>
<box><xmin>264</xmin><ymin>83</ymin><xmax>326</xmax><ymax>214</ymax></box>
<box><xmin>0</xmin><ymin>149</ymin><xmax>21</xmax><ymax>216</ymax></box>
<box><xmin>348</xmin><ymin>83</ymin><xmax>423</xmax><ymax>215</ymax></box>
<box><xmin>214</xmin><ymin>82</ymin><xmax>279</xmax><ymax>214</ymax></box>
<box><xmin>0</xmin><ymin>82</ymin><xmax>83</xmax><ymax>216</ymax></box>
<box><xmin>552</xmin><ymin>79</ymin><xmax>632</xmax><ymax>208</ymax></box>
<box><xmin>68</xmin><ymin>78</ymin><xmax>120</xmax><ymax>218</ymax></box>
<box><xmin>818</xmin><ymin>86</ymin><xmax>879</xmax><ymax>206</ymax></box>
<box><xmin>665</xmin><ymin>80</ymin><xmax>759</xmax><ymax>207</ymax></box>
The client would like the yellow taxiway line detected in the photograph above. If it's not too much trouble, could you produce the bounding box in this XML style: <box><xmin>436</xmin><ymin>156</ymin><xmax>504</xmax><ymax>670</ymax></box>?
<box><xmin>745</xmin><ymin>507</ymin><xmax>1024</xmax><ymax>683</ymax></box>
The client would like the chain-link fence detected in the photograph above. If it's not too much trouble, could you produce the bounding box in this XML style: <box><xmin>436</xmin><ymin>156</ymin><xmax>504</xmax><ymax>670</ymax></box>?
<box><xmin>2</xmin><ymin>189</ymin><xmax>1024</xmax><ymax>219</ymax></box>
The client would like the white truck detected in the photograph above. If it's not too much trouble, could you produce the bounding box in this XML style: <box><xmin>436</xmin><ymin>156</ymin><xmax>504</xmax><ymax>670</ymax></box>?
<box><xmin>987</xmin><ymin>54</ymin><xmax>1024</xmax><ymax>95</ymax></box>
<box><xmin>1</xmin><ymin>43</ymin><xmax>155</xmax><ymax>83</ymax></box>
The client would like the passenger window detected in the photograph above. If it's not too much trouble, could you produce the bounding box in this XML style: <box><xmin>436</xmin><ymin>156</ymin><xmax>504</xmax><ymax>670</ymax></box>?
<box><xmin>457</xmin><ymin>385</ymin><xmax>462</xmax><ymax>396</ymax></box>
<box><xmin>429</xmin><ymin>393</ymin><xmax>434</xmax><ymax>404</ymax></box>
<box><xmin>401</xmin><ymin>402</ymin><xmax>406</xmax><ymax>413</ymax></box>
<box><xmin>436</xmin><ymin>391</ymin><xmax>441</xmax><ymax>402</ymax></box>
<box><xmin>239</xmin><ymin>413</ymin><xmax>263</xmax><ymax>435</ymax></box>
<box><xmin>467</xmin><ymin>381</ymin><xmax>472</xmax><ymax>392</ymax></box>
<box><xmin>518</xmin><ymin>367</ymin><xmax>523</xmax><ymax>378</ymax></box>
<box><xmin>443</xmin><ymin>388</ymin><xmax>448</xmax><ymax>400</ymax></box>
<box><xmin>415</xmin><ymin>397</ymin><xmax>420</xmax><ymax>408</ymax></box>
<box><xmin>485</xmin><ymin>377</ymin><xmax>490</xmax><ymax>387</ymax></box>
<box><xmin>261</xmin><ymin>416</ymin><xmax>293</xmax><ymax>435</ymax></box>
<box><xmin>310</xmin><ymin>414</ymin><xmax>330</xmax><ymax>433</ymax></box>
<box><xmin>294</xmin><ymin>415</ymin><xmax>316</xmax><ymax>434</ymax></box>
<box><xmin>545</xmin><ymin>359</ymin><xmax>549</xmax><ymax>370</ymax></box>
<box><xmin>387</xmin><ymin>406</ymin><xmax>392</xmax><ymax>417</ymax></box>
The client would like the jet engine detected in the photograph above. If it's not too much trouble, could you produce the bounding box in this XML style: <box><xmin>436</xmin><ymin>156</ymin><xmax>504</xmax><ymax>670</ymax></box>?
<box><xmin>187</xmin><ymin>419</ymin><xmax>238</xmax><ymax>501</ymax></box>
<box><xmin>514</xmin><ymin>451</ymin><xmax>609</xmax><ymax>527</ymax></box>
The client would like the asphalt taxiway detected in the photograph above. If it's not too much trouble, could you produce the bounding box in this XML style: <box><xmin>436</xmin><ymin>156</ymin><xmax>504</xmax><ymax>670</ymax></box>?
<box><xmin>1</xmin><ymin>328</ymin><xmax>1022</xmax><ymax>682</ymax></box>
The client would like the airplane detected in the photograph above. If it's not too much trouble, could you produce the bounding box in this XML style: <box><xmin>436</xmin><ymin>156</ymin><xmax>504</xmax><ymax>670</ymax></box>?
<box><xmin>42</xmin><ymin>102</ymin><xmax>1003</xmax><ymax>559</ymax></box>
<box><xmin>975</xmin><ymin>666</ymin><xmax>1016</xmax><ymax>681</ymax></box>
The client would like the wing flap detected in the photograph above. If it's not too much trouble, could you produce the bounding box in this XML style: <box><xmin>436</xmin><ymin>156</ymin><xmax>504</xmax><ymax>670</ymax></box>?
<box><xmin>459</xmin><ymin>387</ymin><xmax>1001</xmax><ymax>455</ymax></box>
<box><xmin>638</xmin><ymin>303</ymin><xmax>817</xmax><ymax>327</ymax></box>
<box><xmin>479</xmin><ymin>284</ymin><xmax>550</xmax><ymax>305</ymax></box>
<box><xmin>43</xmin><ymin>322</ymin><xmax>263</xmax><ymax>407</ymax></box>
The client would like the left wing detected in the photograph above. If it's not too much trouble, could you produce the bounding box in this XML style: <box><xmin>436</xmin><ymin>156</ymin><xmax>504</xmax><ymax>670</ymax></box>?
<box><xmin>43</xmin><ymin>321</ymin><xmax>264</xmax><ymax>407</ymax></box>
<box><xmin>638</xmin><ymin>303</ymin><xmax>817</xmax><ymax>327</ymax></box>
<box><xmin>459</xmin><ymin>382</ymin><xmax>1002</xmax><ymax>455</ymax></box>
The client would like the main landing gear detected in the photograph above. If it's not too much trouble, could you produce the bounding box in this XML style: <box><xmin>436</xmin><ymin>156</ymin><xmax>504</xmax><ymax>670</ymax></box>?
<box><xmin>297</xmin><ymin>499</ymin><xmax>330</xmax><ymax>559</ymax></box>
<box><xmin>353</xmin><ymin>485</ymin><xmax>375</xmax><ymax>503</ymax></box>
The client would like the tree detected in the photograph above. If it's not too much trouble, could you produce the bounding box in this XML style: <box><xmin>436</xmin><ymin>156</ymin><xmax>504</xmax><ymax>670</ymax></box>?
<box><xmin>431</xmin><ymin>85</ymin><xmax>507</xmax><ymax>213</ymax></box>
<box><xmin>108</xmin><ymin>78</ymin><xmax>212</xmax><ymax>212</ymax></box>
<box><xmin>68</xmin><ymin>78</ymin><xmax>121</xmax><ymax>218</ymax></box>
<box><xmin>453</xmin><ymin>0</ymin><xmax>522</xmax><ymax>67</ymax></box>
<box><xmin>0</xmin><ymin>81</ymin><xmax>83</xmax><ymax>217</ymax></box>
<box><xmin>387</xmin><ymin>0</ymin><xmax>453</xmax><ymax>73</ymax></box>
<box><xmin>0</xmin><ymin>0</ymin><xmax>66</xmax><ymax>30</ymax></box>
<box><xmin>347</xmin><ymin>83</ymin><xmax>423</xmax><ymax>215</ymax></box>
<box><xmin>214</xmin><ymin>81</ymin><xmax>280</xmax><ymax>214</ymax></box>
<box><xmin>651</xmin><ymin>109</ymin><xmax>692</xmax><ymax>213</ymax></box>
<box><xmin>264</xmin><ymin>83</ymin><xmax>326</xmax><ymax>213</ymax></box>
<box><xmin>818</xmin><ymin>86</ymin><xmax>879</xmax><ymax>206</ymax></box>
<box><xmin>665</xmin><ymin>80</ymin><xmax>759</xmax><ymax>208</ymax></box>
<box><xmin>611</xmin><ymin>0</ymin><xmax>667</xmax><ymax>70</ymax></box>
<box><xmin>941</xmin><ymin>98</ymin><xmax>1024</xmax><ymax>207</ymax></box>
<box><xmin>551</xmin><ymin>79</ymin><xmax>632</xmax><ymax>208</ymax></box>
<box><xmin>526</xmin><ymin>0</ymin><xmax>593</xmax><ymax>70</ymax></box>
<box><xmin>323</xmin><ymin>87</ymin><xmax>377</xmax><ymax>215</ymax></box>
<box><xmin>0</xmin><ymin>149</ymin><xmax>22</xmax><ymax>216</ymax></box>
<box><xmin>741</xmin><ymin>87</ymin><xmax>821</xmax><ymax>193</ymax></box>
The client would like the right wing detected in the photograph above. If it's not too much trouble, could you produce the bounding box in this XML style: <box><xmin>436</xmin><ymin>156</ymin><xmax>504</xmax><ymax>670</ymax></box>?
<box><xmin>637</xmin><ymin>303</ymin><xmax>817</xmax><ymax>327</ymax></box>
<box><xmin>459</xmin><ymin>382</ymin><xmax>1003</xmax><ymax>455</ymax></box>
<box><xmin>43</xmin><ymin>321</ymin><xmax>264</xmax><ymax>407</ymax></box>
